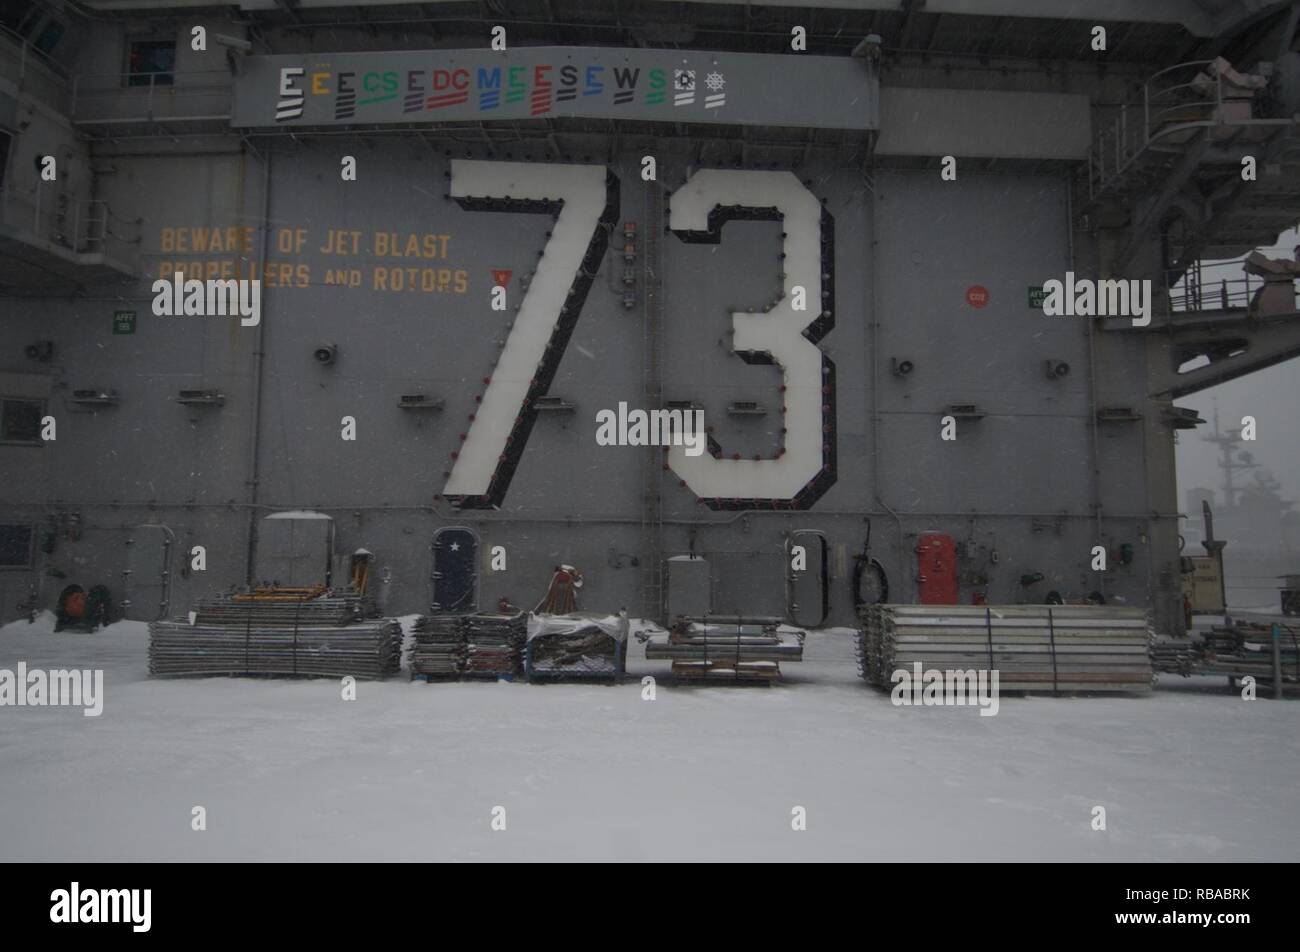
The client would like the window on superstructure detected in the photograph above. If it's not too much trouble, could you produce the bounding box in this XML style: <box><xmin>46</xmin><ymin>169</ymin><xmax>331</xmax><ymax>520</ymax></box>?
<box><xmin>0</xmin><ymin>525</ymin><xmax>34</xmax><ymax>569</ymax></box>
<box><xmin>0</xmin><ymin>398</ymin><xmax>44</xmax><ymax>445</ymax></box>
<box><xmin>126</xmin><ymin>38</ymin><xmax>175</xmax><ymax>87</ymax></box>
<box><xmin>33</xmin><ymin>18</ymin><xmax>65</xmax><ymax>56</ymax></box>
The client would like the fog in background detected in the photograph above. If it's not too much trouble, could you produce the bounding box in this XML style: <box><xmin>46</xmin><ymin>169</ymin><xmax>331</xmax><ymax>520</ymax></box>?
<box><xmin>1175</xmin><ymin>228</ymin><xmax>1300</xmax><ymax>517</ymax></box>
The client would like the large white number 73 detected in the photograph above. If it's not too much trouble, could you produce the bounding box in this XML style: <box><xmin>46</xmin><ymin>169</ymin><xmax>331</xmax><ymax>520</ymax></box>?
<box><xmin>668</xmin><ymin>170</ymin><xmax>836</xmax><ymax>509</ymax></box>
<box><xmin>442</xmin><ymin>160</ymin><xmax>618</xmax><ymax>508</ymax></box>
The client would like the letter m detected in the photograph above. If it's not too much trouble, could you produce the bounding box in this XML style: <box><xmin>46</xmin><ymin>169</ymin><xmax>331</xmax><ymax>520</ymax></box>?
<box><xmin>53</xmin><ymin>670</ymin><xmax>81</xmax><ymax>706</ymax></box>
<box><xmin>477</xmin><ymin>67</ymin><xmax>501</xmax><ymax>89</ymax></box>
<box><xmin>101</xmin><ymin>890</ymin><xmax>130</xmax><ymax>923</ymax></box>
<box><xmin>946</xmin><ymin>669</ymin><xmax>977</xmax><ymax>703</ymax></box>
<box><xmin>1097</xmin><ymin>279</ymin><xmax>1128</xmax><ymax>317</ymax></box>
<box><xmin>210</xmin><ymin>279</ymin><xmax>240</xmax><ymax>316</ymax></box>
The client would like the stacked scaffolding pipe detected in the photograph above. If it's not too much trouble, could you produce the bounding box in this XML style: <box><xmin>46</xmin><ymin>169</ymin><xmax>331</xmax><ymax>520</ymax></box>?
<box><xmin>149</xmin><ymin>591</ymin><xmax>400</xmax><ymax>679</ymax></box>
<box><xmin>643</xmin><ymin>615</ymin><xmax>806</xmax><ymax>682</ymax></box>
<box><xmin>407</xmin><ymin>611</ymin><xmax>527</xmax><ymax>679</ymax></box>
<box><xmin>407</xmin><ymin>614</ymin><xmax>467</xmax><ymax>678</ymax></box>
<box><xmin>857</xmin><ymin>604</ymin><xmax>1153</xmax><ymax>694</ymax></box>
<box><xmin>1153</xmin><ymin>623</ymin><xmax>1300</xmax><ymax>687</ymax></box>
<box><xmin>461</xmin><ymin>611</ymin><xmax>526</xmax><ymax>678</ymax></box>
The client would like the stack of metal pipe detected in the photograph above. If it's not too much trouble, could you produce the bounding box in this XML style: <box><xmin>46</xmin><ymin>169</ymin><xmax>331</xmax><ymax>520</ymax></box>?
<box><xmin>643</xmin><ymin>615</ymin><xmax>805</xmax><ymax>682</ymax></box>
<box><xmin>857</xmin><ymin>604</ymin><xmax>1153</xmax><ymax>694</ymax></box>
<box><xmin>148</xmin><ymin>591</ymin><xmax>401</xmax><ymax>679</ymax></box>
<box><xmin>1153</xmin><ymin>622</ymin><xmax>1300</xmax><ymax>685</ymax></box>
<box><xmin>1149</xmin><ymin>637</ymin><xmax>1197</xmax><ymax>676</ymax></box>
<box><xmin>186</xmin><ymin>592</ymin><xmax>375</xmax><ymax>627</ymax></box>
<box><xmin>462</xmin><ymin>611</ymin><xmax>527</xmax><ymax>678</ymax></box>
<box><xmin>407</xmin><ymin>614</ymin><xmax>467</xmax><ymax>678</ymax></box>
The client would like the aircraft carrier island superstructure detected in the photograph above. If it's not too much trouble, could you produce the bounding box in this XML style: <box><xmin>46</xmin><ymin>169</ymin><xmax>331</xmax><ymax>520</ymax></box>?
<box><xmin>2</xmin><ymin>0</ymin><xmax>1299</xmax><ymax>636</ymax></box>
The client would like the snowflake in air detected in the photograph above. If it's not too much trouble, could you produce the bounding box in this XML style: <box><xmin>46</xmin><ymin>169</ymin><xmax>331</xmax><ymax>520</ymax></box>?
<box><xmin>705</xmin><ymin>71</ymin><xmax>726</xmax><ymax>92</ymax></box>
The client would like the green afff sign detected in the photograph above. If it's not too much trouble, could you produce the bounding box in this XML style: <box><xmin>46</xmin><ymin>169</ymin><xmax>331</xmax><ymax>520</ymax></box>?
<box><xmin>1028</xmin><ymin>286</ymin><xmax>1048</xmax><ymax>309</ymax></box>
<box><xmin>113</xmin><ymin>310</ymin><xmax>136</xmax><ymax>335</ymax></box>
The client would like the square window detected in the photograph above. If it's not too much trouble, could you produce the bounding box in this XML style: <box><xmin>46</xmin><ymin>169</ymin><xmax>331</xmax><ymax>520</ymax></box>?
<box><xmin>127</xmin><ymin>39</ymin><xmax>175</xmax><ymax>87</ymax></box>
<box><xmin>34</xmin><ymin>19</ymin><xmax>66</xmax><ymax>55</ymax></box>
<box><xmin>0</xmin><ymin>398</ymin><xmax>44</xmax><ymax>444</ymax></box>
<box><xmin>0</xmin><ymin>525</ymin><xmax>33</xmax><ymax>568</ymax></box>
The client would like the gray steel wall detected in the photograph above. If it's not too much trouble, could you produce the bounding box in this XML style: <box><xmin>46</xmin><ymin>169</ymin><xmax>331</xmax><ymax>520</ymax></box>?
<box><xmin>1</xmin><ymin>139</ymin><xmax>1174</xmax><ymax>628</ymax></box>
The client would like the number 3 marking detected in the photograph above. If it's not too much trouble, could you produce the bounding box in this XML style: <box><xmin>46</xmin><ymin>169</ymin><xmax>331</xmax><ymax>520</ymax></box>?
<box><xmin>442</xmin><ymin>160</ymin><xmax>619</xmax><ymax>508</ymax></box>
<box><xmin>668</xmin><ymin>170</ymin><xmax>836</xmax><ymax>509</ymax></box>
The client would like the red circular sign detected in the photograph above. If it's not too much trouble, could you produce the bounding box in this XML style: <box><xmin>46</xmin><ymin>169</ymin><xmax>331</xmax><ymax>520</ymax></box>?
<box><xmin>966</xmin><ymin>285</ymin><xmax>990</xmax><ymax>308</ymax></box>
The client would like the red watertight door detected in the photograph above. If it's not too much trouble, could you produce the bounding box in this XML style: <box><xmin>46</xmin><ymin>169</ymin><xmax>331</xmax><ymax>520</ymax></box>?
<box><xmin>917</xmin><ymin>532</ymin><xmax>958</xmax><ymax>604</ymax></box>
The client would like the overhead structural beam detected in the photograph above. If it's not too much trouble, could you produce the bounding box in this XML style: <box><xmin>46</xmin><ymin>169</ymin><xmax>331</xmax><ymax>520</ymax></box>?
<box><xmin>79</xmin><ymin>0</ymin><xmax>1262</xmax><ymax>38</ymax></box>
<box><xmin>1113</xmin><ymin>129</ymin><xmax>1211</xmax><ymax>277</ymax></box>
<box><xmin>1168</xmin><ymin>128</ymin><xmax>1295</xmax><ymax>278</ymax></box>
<box><xmin>1146</xmin><ymin>312</ymin><xmax>1300</xmax><ymax>397</ymax></box>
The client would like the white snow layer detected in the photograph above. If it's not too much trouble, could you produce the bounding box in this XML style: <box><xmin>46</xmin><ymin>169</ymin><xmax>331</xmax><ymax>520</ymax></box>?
<box><xmin>1</xmin><ymin>614</ymin><xmax>1298</xmax><ymax>862</ymax></box>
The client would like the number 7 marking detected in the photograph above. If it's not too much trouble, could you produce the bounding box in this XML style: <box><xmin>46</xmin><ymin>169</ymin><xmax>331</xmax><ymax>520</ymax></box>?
<box><xmin>442</xmin><ymin>160</ymin><xmax>620</xmax><ymax>508</ymax></box>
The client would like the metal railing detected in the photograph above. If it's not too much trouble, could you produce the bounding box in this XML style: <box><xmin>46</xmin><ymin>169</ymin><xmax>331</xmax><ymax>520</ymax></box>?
<box><xmin>1</xmin><ymin>182</ymin><xmax>141</xmax><ymax>266</ymax></box>
<box><xmin>0</xmin><ymin>22</ymin><xmax>70</xmax><ymax>113</ymax></box>
<box><xmin>1</xmin><ymin>182</ymin><xmax>65</xmax><ymax>246</ymax></box>
<box><xmin>1086</xmin><ymin>59</ymin><xmax>1238</xmax><ymax>202</ymax></box>
<box><xmin>70</xmin><ymin>70</ymin><xmax>233</xmax><ymax>125</ymax></box>
<box><xmin>1165</xmin><ymin>260</ymin><xmax>1299</xmax><ymax>315</ymax></box>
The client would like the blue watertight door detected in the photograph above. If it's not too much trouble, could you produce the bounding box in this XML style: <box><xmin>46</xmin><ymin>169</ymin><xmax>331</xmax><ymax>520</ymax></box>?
<box><xmin>432</xmin><ymin>528</ymin><xmax>478</xmax><ymax>613</ymax></box>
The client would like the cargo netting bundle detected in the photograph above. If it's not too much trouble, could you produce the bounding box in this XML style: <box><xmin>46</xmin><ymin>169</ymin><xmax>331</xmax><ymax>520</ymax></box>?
<box><xmin>642</xmin><ymin>615</ymin><xmax>806</xmax><ymax>682</ymax></box>
<box><xmin>149</xmin><ymin>589</ymin><xmax>401</xmax><ymax>679</ymax></box>
<box><xmin>856</xmin><ymin>604</ymin><xmax>1153</xmax><ymax>694</ymax></box>
<box><xmin>524</xmin><ymin>612</ymin><xmax>627</xmax><ymax>682</ymax></box>
<box><xmin>408</xmin><ymin>611</ymin><xmax>526</xmax><ymax>679</ymax></box>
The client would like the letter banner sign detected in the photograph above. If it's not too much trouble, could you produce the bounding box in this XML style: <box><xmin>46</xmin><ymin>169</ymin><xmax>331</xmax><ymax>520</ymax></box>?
<box><xmin>232</xmin><ymin>46</ymin><xmax>879</xmax><ymax>130</ymax></box>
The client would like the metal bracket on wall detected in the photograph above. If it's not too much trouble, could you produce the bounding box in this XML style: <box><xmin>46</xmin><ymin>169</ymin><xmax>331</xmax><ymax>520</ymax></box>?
<box><xmin>1097</xmin><ymin>406</ymin><xmax>1142</xmax><ymax>423</ymax></box>
<box><xmin>70</xmin><ymin>389</ymin><xmax>118</xmax><ymax>407</ymax></box>
<box><xmin>533</xmin><ymin>396</ymin><xmax>576</xmax><ymax>412</ymax></box>
<box><xmin>177</xmin><ymin>389</ymin><xmax>225</xmax><ymax>407</ymax></box>
<box><xmin>397</xmin><ymin>394</ymin><xmax>444</xmax><ymax>411</ymax></box>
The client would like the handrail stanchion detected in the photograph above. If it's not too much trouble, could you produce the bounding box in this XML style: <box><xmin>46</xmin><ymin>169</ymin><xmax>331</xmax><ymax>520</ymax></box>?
<box><xmin>1143</xmin><ymin>81</ymin><xmax>1149</xmax><ymax>143</ymax></box>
